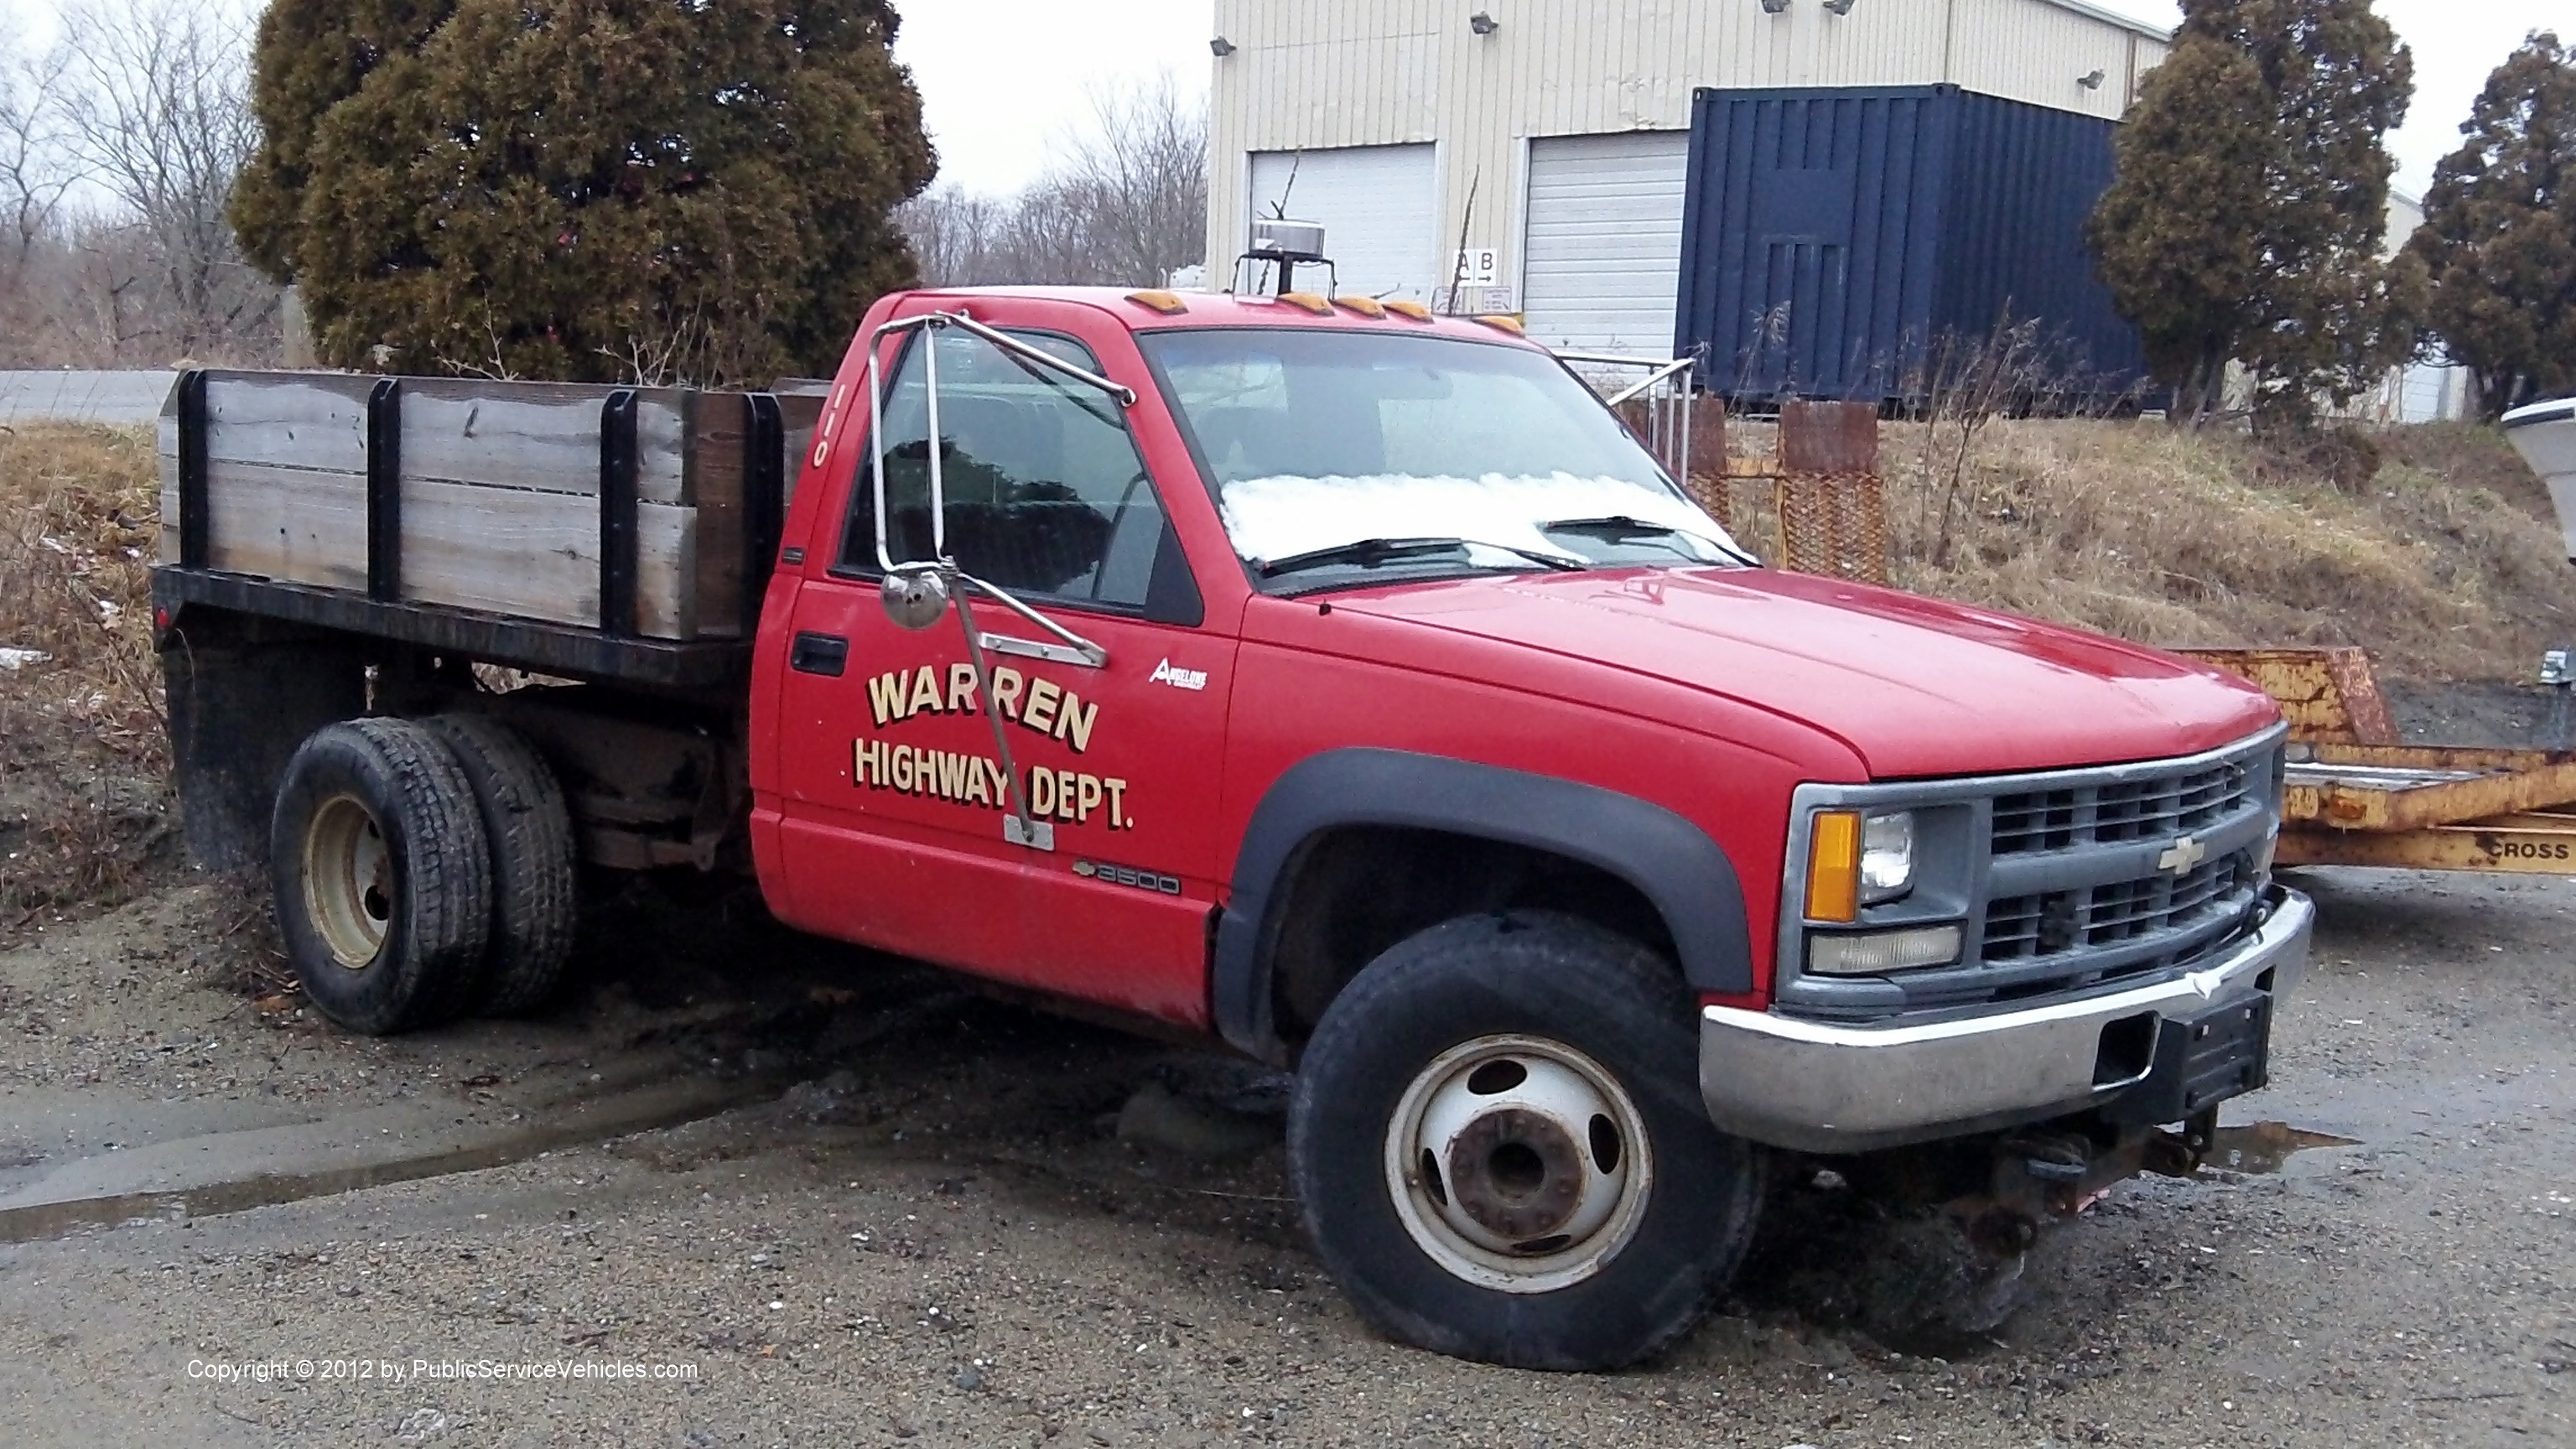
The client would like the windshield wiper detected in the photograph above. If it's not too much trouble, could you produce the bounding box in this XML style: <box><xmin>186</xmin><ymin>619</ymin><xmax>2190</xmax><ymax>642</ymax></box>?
<box><xmin>1541</xmin><ymin>515</ymin><xmax>1742</xmax><ymax>559</ymax></box>
<box><xmin>1257</xmin><ymin>536</ymin><xmax>1584</xmax><ymax>579</ymax></box>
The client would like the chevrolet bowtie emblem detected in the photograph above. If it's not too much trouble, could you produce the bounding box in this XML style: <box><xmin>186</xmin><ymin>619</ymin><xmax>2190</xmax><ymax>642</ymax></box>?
<box><xmin>2158</xmin><ymin>835</ymin><xmax>2208</xmax><ymax>874</ymax></box>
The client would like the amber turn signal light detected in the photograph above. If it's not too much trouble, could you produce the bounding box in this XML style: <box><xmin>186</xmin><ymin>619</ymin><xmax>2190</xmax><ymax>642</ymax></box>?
<box><xmin>1805</xmin><ymin>810</ymin><xmax>1862</xmax><ymax>923</ymax></box>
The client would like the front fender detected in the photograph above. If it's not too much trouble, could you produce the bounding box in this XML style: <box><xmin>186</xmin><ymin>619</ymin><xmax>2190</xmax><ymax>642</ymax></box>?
<box><xmin>1213</xmin><ymin>747</ymin><xmax>1755</xmax><ymax>1057</ymax></box>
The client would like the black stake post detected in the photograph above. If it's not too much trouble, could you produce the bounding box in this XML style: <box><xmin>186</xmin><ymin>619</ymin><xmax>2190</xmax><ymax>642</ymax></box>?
<box><xmin>743</xmin><ymin>392</ymin><xmax>786</xmax><ymax>632</ymax></box>
<box><xmin>365</xmin><ymin>378</ymin><xmax>402</xmax><ymax>602</ymax></box>
<box><xmin>599</xmin><ymin>389</ymin><xmax>640</xmax><ymax>638</ymax></box>
<box><xmin>174</xmin><ymin>369</ymin><xmax>210</xmax><ymax>569</ymax></box>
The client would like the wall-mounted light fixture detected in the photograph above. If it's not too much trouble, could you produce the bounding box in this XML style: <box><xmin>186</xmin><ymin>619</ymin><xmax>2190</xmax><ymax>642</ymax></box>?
<box><xmin>1759</xmin><ymin>0</ymin><xmax>1790</xmax><ymax>13</ymax></box>
<box><xmin>2077</xmin><ymin>69</ymin><xmax>2106</xmax><ymax>89</ymax></box>
<box><xmin>1822</xmin><ymin>0</ymin><xmax>1857</xmax><ymax>13</ymax></box>
<box><xmin>1210</xmin><ymin>36</ymin><xmax>1237</xmax><ymax>56</ymax></box>
<box><xmin>1469</xmin><ymin>10</ymin><xmax>1498</xmax><ymax>34</ymax></box>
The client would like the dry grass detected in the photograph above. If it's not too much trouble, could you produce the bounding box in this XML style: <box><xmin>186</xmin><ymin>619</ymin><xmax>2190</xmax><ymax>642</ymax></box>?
<box><xmin>1851</xmin><ymin>418</ymin><xmax>2565</xmax><ymax>683</ymax></box>
<box><xmin>0</xmin><ymin>422</ymin><xmax>174</xmax><ymax>934</ymax></box>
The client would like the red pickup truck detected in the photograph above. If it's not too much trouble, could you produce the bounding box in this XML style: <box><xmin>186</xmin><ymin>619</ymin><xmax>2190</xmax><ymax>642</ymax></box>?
<box><xmin>153</xmin><ymin>285</ymin><xmax>2310</xmax><ymax>1370</ymax></box>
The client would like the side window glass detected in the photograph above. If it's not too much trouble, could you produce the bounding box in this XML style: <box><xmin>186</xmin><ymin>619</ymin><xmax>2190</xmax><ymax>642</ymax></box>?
<box><xmin>839</xmin><ymin>330</ymin><xmax>1168</xmax><ymax>610</ymax></box>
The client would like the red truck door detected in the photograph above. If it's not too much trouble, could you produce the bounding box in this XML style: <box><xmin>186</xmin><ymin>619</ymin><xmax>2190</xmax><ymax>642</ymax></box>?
<box><xmin>770</xmin><ymin>311</ymin><xmax>1233</xmax><ymax>1026</ymax></box>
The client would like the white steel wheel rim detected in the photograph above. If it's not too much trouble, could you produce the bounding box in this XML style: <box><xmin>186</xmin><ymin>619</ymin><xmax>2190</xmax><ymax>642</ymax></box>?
<box><xmin>1382</xmin><ymin>1032</ymin><xmax>1654</xmax><ymax>1294</ymax></box>
<box><xmin>303</xmin><ymin>794</ymin><xmax>393</xmax><ymax>970</ymax></box>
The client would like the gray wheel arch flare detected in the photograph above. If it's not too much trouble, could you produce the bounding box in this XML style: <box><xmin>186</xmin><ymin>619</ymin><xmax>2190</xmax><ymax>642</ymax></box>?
<box><xmin>1212</xmin><ymin>748</ymin><xmax>1756</xmax><ymax>1058</ymax></box>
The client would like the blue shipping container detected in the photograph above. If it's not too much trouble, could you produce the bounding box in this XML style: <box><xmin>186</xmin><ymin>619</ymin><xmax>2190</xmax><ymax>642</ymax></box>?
<box><xmin>1675</xmin><ymin>85</ymin><xmax>2148</xmax><ymax>402</ymax></box>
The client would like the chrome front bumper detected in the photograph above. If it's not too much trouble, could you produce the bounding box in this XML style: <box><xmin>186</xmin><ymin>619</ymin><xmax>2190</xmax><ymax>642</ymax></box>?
<box><xmin>1700</xmin><ymin>886</ymin><xmax>2313</xmax><ymax>1153</ymax></box>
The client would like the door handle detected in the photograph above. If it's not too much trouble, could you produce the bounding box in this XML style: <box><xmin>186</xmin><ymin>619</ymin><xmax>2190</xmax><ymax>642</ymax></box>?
<box><xmin>790</xmin><ymin>631</ymin><xmax>848</xmax><ymax>677</ymax></box>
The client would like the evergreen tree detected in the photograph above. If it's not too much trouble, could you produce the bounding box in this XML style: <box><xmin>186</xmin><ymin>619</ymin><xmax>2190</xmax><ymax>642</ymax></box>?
<box><xmin>231</xmin><ymin>0</ymin><xmax>934</xmax><ymax>384</ymax></box>
<box><xmin>231</xmin><ymin>1</ymin><xmax>459</xmax><ymax>285</ymax></box>
<box><xmin>2090</xmin><ymin>0</ymin><xmax>2418</xmax><ymax>427</ymax></box>
<box><xmin>2404</xmin><ymin>32</ymin><xmax>2576</xmax><ymax>418</ymax></box>
<box><xmin>2086</xmin><ymin>39</ymin><xmax>2275</xmax><ymax>423</ymax></box>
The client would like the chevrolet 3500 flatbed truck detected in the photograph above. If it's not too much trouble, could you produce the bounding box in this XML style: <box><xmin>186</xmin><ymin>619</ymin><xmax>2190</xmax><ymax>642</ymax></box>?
<box><xmin>152</xmin><ymin>285</ymin><xmax>2311</xmax><ymax>1369</ymax></box>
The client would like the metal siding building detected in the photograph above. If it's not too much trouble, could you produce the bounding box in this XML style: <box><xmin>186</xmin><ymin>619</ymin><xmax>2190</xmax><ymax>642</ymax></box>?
<box><xmin>1207</xmin><ymin>0</ymin><xmax>2170</xmax><ymax>356</ymax></box>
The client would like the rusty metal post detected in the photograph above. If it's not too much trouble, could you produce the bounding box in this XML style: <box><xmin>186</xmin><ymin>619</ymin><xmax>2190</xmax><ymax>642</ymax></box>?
<box><xmin>1776</xmin><ymin>401</ymin><xmax>1888</xmax><ymax>583</ymax></box>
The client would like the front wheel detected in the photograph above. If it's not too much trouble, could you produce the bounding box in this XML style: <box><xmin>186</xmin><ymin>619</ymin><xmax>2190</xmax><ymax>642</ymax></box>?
<box><xmin>1289</xmin><ymin>912</ymin><xmax>1765</xmax><ymax>1369</ymax></box>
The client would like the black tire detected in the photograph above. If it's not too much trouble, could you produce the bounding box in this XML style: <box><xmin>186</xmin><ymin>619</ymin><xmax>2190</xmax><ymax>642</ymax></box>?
<box><xmin>1288</xmin><ymin>911</ymin><xmax>1765</xmax><ymax>1369</ymax></box>
<box><xmin>421</xmin><ymin>713</ymin><xmax>578</xmax><ymax>1016</ymax></box>
<box><xmin>269</xmin><ymin>718</ymin><xmax>492</xmax><ymax>1034</ymax></box>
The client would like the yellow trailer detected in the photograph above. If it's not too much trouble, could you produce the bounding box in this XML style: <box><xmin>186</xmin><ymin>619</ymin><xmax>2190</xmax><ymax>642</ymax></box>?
<box><xmin>2182</xmin><ymin>648</ymin><xmax>2576</xmax><ymax>875</ymax></box>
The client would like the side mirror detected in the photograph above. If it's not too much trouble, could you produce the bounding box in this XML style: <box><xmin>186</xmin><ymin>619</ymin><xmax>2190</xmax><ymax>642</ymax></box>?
<box><xmin>880</xmin><ymin>568</ymin><xmax>950</xmax><ymax>631</ymax></box>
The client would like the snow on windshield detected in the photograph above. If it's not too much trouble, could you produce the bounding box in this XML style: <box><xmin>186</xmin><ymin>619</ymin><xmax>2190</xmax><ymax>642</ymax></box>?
<box><xmin>1219</xmin><ymin>470</ymin><xmax>1740</xmax><ymax>565</ymax></box>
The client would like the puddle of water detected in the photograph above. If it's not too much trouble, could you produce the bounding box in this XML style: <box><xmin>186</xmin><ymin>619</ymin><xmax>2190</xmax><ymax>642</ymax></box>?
<box><xmin>2202</xmin><ymin>1121</ymin><xmax>2360</xmax><ymax>1175</ymax></box>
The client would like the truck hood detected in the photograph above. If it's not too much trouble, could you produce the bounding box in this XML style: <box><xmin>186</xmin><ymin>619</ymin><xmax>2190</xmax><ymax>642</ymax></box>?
<box><xmin>1328</xmin><ymin>568</ymin><xmax>2281</xmax><ymax>778</ymax></box>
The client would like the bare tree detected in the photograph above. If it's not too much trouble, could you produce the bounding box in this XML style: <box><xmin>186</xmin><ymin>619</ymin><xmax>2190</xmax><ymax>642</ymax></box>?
<box><xmin>901</xmin><ymin>184</ymin><xmax>1010</xmax><ymax>288</ymax></box>
<box><xmin>0</xmin><ymin>42</ymin><xmax>83</xmax><ymax>270</ymax></box>
<box><xmin>1056</xmin><ymin>73</ymin><xmax>1208</xmax><ymax>288</ymax></box>
<box><xmin>899</xmin><ymin>71</ymin><xmax>1208</xmax><ymax>289</ymax></box>
<box><xmin>57</xmin><ymin>0</ymin><xmax>273</xmax><ymax>360</ymax></box>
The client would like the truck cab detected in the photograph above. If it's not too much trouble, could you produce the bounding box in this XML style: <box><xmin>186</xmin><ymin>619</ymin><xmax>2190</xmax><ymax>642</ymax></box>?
<box><xmin>745</xmin><ymin>286</ymin><xmax>2309</xmax><ymax>1363</ymax></box>
<box><xmin>155</xmin><ymin>283</ymin><xmax>2309</xmax><ymax>1372</ymax></box>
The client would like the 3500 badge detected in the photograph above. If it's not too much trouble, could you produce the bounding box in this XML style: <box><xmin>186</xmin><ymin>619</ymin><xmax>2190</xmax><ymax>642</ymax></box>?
<box><xmin>1072</xmin><ymin>859</ymin><xmax>1182</xmax><ymax>895</ymax></box>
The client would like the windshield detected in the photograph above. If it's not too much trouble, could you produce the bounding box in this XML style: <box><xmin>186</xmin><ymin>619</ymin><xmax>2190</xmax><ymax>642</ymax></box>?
<box><xmin>1138</xmin><ymin>329</ymin><xmax>1744</xmax><ymax>586</ymax></box>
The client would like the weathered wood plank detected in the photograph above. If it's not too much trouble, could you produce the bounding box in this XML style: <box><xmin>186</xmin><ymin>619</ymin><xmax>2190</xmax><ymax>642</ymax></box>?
<box><xmin>688</xmin><ymin>393</ymin><xmax>752</xmax><ymax>640</ymax></box>
<box><xmin>776</xmin><ymin>391</ymin><xmax>827</xmax><ymax>505</ymax></box>
<box><xmin>396</xmin><ymin>479</ymin><xmax>694</xmax><ymax>639</ymax></box>
<box><xmin>209</xmin><ymin>372</ymin><xmax>374</xmax><ymax>472</ymax></box>
<box><xmin>197</xmin><ymin>461</ymin><xmax>371</xmax><ymax>591</ymax></box>
<box><xmin>399</xmin><ymin>380</ymin><xmax>688</xmax><ymax>503</ymax></box>
<box><xmin>154</xmin><ymin>372</ymin><xmax>377</xmax><ymax>473</ymax></box>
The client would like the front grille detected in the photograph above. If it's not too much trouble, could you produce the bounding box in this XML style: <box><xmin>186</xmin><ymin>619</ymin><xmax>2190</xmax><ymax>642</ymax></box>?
<box><xmin>1777</xmin><ymin>729</ymin><xmax>2285</xmax><ymax>1021</ymax></box>
<box><xmin>1983</xmin><ymin>851</ymin><xmax>2251</xmax><ymax>963</ymax></box>
<box><xmin>1991</xmin><ymin>756</ymin><xmax>2256</xmax><ymax>855</ymax></box>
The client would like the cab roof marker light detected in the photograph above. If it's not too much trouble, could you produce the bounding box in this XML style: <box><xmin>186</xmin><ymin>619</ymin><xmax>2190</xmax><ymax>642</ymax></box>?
<box><xmin>1382</xmin><ymin>299</ymin><xmax>1436</xmax><ymax>322</ymax></box>
<box><xmin>1334</xmin><ymin>295</ymin><xmax>1388</xmax><ymax>319</ymax></box>
<box><xmin>1472</xmin><ymin>314</ymin><xmax>1526</xmax><ymax>335</ymax></box>
<box><xmin>1276</xmin><ymin>291</ymin><xmax>1335</xmax><ymax>316</ymax></box>
<box><xmin>1805</xmin><ymin>809</ymin><xmax>1862</xmax><ymax>924</ymax></box>
<box><xmin>1125</xmin><ymin>289</ymin><xmax>1190</xmax><ymax>316</ymax></box>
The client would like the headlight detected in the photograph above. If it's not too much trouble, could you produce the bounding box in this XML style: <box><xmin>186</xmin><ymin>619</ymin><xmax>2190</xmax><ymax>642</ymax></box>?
<box><xmin>1860</xmin><ymin>810</ymin><xmax>1915</xmax><ymax>903</ymax></box>
<box><xmin>1804</xmin><ymin>808</ymin><xmax>1917</xmax><ymax>922</ymax></box>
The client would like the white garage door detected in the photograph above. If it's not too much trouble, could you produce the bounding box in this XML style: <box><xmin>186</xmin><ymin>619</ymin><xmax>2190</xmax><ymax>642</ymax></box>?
<box><xmin>1246</xmin><ymin>145</ymin><xmax>1438</xmax><ymax>302</ymax></box>
<box><xmin>1522</xmin><ymin>132</ymin><xmax>1692</xmax><ymax>356</ymax></box>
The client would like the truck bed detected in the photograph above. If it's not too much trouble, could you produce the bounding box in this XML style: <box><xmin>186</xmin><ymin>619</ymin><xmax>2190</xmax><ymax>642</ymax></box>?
<box><xmin>154</xmin><ymin>369</ymin><xmax>820</xmax><ymax>685</ymax></box>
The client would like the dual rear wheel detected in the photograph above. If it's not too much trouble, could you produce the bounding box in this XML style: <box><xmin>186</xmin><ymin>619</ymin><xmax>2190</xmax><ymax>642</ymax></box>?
<box><xmin>270</xmin><ymin>714</ymin><xmax>576</xmax><ymax>1034</ymax></box>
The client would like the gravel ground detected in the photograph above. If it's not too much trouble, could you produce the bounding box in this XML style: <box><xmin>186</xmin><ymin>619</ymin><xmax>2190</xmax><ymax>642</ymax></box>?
<box><xmin>1</xmin><ymin>862</ymin><xmax>2572</xmax><ymax>1448</ymax></box>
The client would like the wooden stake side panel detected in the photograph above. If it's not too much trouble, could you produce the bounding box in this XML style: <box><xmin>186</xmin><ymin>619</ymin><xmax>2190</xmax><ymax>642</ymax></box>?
<box><xmin>158</xmin><ymin>371</ymin><xmax>761</xmax><ymax>641</ymax></box>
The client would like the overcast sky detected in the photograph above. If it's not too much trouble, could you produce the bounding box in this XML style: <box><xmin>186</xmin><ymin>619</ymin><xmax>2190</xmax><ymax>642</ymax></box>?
<box><xmin>900</xmin><ymin>0</ymin><xmax>2544</xmax><ymax>201</ymax></box>
<box><xmin>1</xmin><ymin>0</ymin><xmax>2545</xmax><ymax>202</ymax></box>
